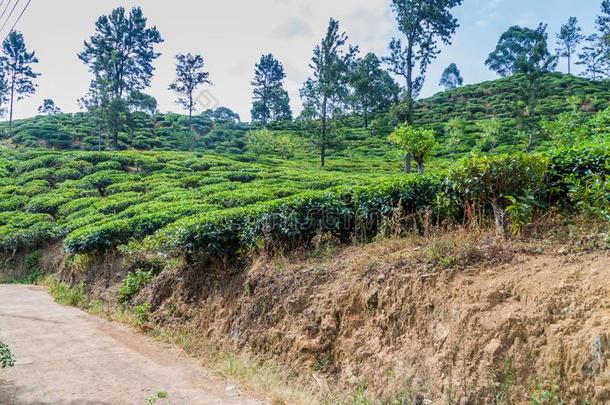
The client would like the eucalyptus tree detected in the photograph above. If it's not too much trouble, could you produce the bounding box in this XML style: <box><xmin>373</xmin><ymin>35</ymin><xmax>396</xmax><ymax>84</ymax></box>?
<box><xmin>38</xmin><ymin>99</ymin><xmax>61</xmax><ymax>115</ymax></box>
<box><xmin>383</xmin><ymin>0</ymin><xmax>462</xmax><ymax>124</ymax></box>
<box><xmin>486</xmin><ymin>24</ymin><xmax>557</xmax><ymax>125</ymax></box>
<box><xmin>78</xmin><ymin>7</ymin><xmax>163</xmax><ymax>149</ymax></box>
<box><xmin>169</xmin><ymin>53</ymin><xmax>211</xmax><ymax>128</ymax></box>
<box><xmin>2</xmin><ymin>31</ymin><xmax>39</xmax><ymax>127</ymax></box>
<box><xmin>439</xmin><ymin>63</ymin><xmax>463</xmax><ymax>90</ymax></box>
<box><xmin>251</xmin><ymin>53</ymin><xmax>292</xmax><ymax>125</ymax></box>
<box><xmin>300</xmin><ymin>18</ymin><xmax>358</xmax><ymax>167</ymax></box>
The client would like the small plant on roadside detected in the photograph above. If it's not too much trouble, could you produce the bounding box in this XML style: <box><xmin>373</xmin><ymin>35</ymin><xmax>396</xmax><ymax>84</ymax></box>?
<box><xmin>146</xmin><ymin>391</ymin><xmax>168</xmax><ymax>404</ymax></box>
<box><xmin>0</xmin><ymin>340</ymin><xmax>15</xmax><ymax>369</ymax></box>
<box><xmin>566</xmin><ymin>174</ymin><xmax>609</xmax><ymax>221</ymax></box>
<box><xmin>505</xmin><ymin>192</ymin><xmax>542</xmax><ymax>236</ymax></box>
<box><xmin>43</xmin><ymin>276</ymin><xmax>88</xmax><ymax>308</ymax></box>
<box><xmin>529</xmin><ymin>382</ymin><xmax>566</xmax><ymax>405</ymax></box>
<box><xmin>118</xmin><ymin>270</ymin><xmax>156</xmax><ymax>303</ymax></box>
<box><xmin>134</xmin><ymin>303</ymin><xmax>151</xmax><ymax>328</ymax></box>
<box><xmin>493</xmin><ymin>356</ymin><xmax>515</xmax><ymax>405</ymax></box>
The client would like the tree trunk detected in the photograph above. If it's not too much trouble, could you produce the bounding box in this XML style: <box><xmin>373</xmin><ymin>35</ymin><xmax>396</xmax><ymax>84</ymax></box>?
<box><xmin>404</xmin><ymin>154</ymin><xmax>412</xmax><ymax>173</ymax></box>
<box><xmin>188</xmin><ymin>94</ymin><xmax>193</xmax><ymax>130</ymax></box>
<box><xmin>9</xmin><ymin>79</ymin><xmax>15</xmax><ymax>129</ymax></box>
<box><xmin>567</xmin><ymin>52</ymin><xmax>571</xmax><ymax>75</ymax></box>
<box><xmin>320</xmin><ymin>97</ymin><xmax>327</xmax><ymax>168</ymax></box>
<box><xmin>417</xmin><ymin>161</ymin><xmax>424</xmax><ymax>174</ymax></box>
<box><xmin>405</xmin><ymin>43</ymin><xmax>415</xmax><ymax>124</ymax></box>
<box><xmin>111</xmin><ymin>126</ymin><xmax>118</xmax><ymax>150</ymax></box>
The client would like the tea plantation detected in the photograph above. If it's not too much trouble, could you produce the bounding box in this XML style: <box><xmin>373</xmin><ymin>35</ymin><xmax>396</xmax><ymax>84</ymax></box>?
<box><xmin>1</xmin><ymin>139</ymin><xmax>607</xmax><ymax>265</ymax></box>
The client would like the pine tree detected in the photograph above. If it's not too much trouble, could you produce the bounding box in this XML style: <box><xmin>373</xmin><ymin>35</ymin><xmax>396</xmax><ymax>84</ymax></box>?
<box><xmin>251</xmin><ymin>54</ymin><xmax>292</xmax><ymax>125</ymax></box>
<box><xmin>2</xmin><ymin>31</ymin><xmax>39</xmax><ymax>128</ymax></box>
<box><xmin>349</xmin><ymin>53</ymin><xmax>401</xmax><ymax>129</ymax></box>
<box><xmin>78</xmin><ymin>7</ymin><xmax>163</xmax><ymax>149</ymax></box>
<box><xmin>300</xmin><ymin>18</ymin><xmax>357</xmax><ymax>167</ymax></box>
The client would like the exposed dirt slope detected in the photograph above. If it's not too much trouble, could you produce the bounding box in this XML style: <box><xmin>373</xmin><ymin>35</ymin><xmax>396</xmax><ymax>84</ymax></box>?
<box><xmin>0</xmin><ymin>285</ymin><xmax>260</xmax><ymax>405</ymax></box>
<box><xmin>141</xmin><ymin>230</ymin><xmax>610</xmax><ymax>404</ymax></box>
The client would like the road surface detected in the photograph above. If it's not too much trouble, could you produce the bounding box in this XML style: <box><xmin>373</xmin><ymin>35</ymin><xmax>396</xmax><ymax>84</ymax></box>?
<box><xmin>0</xmin><ymin>284</ymin><xmax>260</xmax><ymax>405</ymax></box>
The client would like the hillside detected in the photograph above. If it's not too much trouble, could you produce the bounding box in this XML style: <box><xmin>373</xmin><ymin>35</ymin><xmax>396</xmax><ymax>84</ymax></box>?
<box><xmin>2</xmin><ymin>73</ymin><xmax>608</xmax><ymax>160</ymax></box>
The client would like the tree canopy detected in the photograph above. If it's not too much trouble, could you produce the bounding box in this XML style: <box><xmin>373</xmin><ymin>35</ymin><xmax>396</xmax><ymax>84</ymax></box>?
<box><xmin>384</xmin><ymin>0</ymin><xmax>462</xmax><ymax>123</ymax></box>
<box><xmin>349</xmin><ymin>52</ymin><xmax>401</xmax><ymax>128</ymax></box>
<box><xmin>439</xmin><ymin>63</ymin><xmax>464</xmax><ymax>90</ymax></box>
<box><xmin>169</xmin><ymin>53</ymin><xmax>211</xmax><ymax>127</ymax></box>
<box><xmin>300</xmin><ymin>18</ymin><xmax>357</xmax><ymax>167</ymax></box>
<box><xmin>251</xmin><ymin>54</ymin><xmax>292</xmax><ymax>125</ymax></box>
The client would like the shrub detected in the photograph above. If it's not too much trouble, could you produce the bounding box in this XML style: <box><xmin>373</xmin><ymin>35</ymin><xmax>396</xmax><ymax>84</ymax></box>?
<box><xmin>118</xmin><ymin>270</ymin><xmax>156</xmax><ymax>303</ymax></box>
<box><xmin>450</xmin><ymin>154</ymin><xmax>548</xmax><ymax>235</ymax></box>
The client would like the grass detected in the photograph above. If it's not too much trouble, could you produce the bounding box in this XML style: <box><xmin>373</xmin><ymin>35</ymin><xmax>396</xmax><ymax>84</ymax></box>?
<box><xmin>41</xmin><ymin>275</ymin><xmax>89</xmax><ymax>308</ymax></box>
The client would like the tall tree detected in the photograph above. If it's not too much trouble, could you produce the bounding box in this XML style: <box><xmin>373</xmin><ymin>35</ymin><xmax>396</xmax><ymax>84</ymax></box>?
<box><xmin>556</xmin><ymin>17</ymin><xmax>584</xmax><ymax>75</ymax></box>
<box><xmin>383</xmin><ymin>0</ymin><xmax>462</xmax><ymax>125</ymax></box>
<box><xmin>78</xmin><ymin>7</ymin><xmax>163</xmax><ymax>149</ymax></box>
<box><xmin>486</xmin><ymin>24</ymin><xmax>557</xmax><ymax>127</ymax></box>
<box><xmin>439</xmin><ymin>63</ymin><xmax>463</xmax><ymax>90</ymax></box>
<box><xmin>349</xmin><ymin>53</ymin><xmax>401</xmax><ymax>129</ymax></box>
<box><xmin>169</xmin><ymin>53</ymin><xmax>211</xmax><ymax>128</ymax></box>
<box><xmin>251</xmin><ymin>54</ymin><xmax>292</xmax><ymax>125</ymax></box>
<box><xmin>300</xmin><ymin>18</ymin><xmax>357</xmax><ymax>167</ymax></box>
<box><xmin>578</xmin><ymin>2</ymin><xmax>610</xmax><ymax>80</ymax></box>
<box><xmin>38</xmin><ymin>99</ymin><xmax>61</xmax><ymax>115</ymax></box>
<box><xmin>2</xmin><ymin>31</ymin><xmax>39</xmax><ymax>128</ymax></box>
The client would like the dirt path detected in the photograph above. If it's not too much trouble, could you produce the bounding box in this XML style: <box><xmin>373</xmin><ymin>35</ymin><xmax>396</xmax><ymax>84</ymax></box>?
<box><xmin>0</xmin><ymin>285</ymin><xmax>261</xmax><ymax>405</ymax></box>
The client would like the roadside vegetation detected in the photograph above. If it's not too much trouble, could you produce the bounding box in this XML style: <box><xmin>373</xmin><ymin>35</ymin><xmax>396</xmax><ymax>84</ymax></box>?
<box><xmin>0</xmin><ymin>0</ymin><xmax>609</xmax><ymax>403</ymax></box>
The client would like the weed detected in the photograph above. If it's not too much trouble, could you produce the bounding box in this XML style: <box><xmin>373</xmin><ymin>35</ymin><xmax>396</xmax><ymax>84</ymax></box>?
<box><xmin>42</xmin><ymin>276</ymin><xmax>88</xmax><ymax>308</ymax></box>
<box><xmin>529</xmin><ymin>382</ymin><xmax>566</xmax><ymax>405</ymax></box>
<box><xmin>493</xmin><ymin>356</ymin><xmax>515</xmax><ymax>405</ymax></box>
<box><xmin>0</xmin><ymin>340</ymin><xmax>15</xmax><ymax>369</ymax></box>
<box><xmin>118</xmin><ymin>270</ymin><xmax>156</xmax><ymax>303</ymax></box>
<box><xmin>146</xmin><ymin>391</ymin><xmax>168</xmax><ymax>404</ymax></box>
<box><xmin>133</xmin><ymin>303</ymin><xmax>151</xmax><ymax>328</ymax></box>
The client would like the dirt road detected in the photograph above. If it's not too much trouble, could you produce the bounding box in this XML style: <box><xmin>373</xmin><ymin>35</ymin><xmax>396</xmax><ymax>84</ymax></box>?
<box><xmin>0</xmin><ymin>284</ymin><xmax>261</xmax><ymax>405</ymax></box>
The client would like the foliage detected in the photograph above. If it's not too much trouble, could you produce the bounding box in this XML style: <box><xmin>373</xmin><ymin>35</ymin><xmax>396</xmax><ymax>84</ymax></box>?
<box><xmin>384</xmin><ymin>0</ymin><xmax>463</xmax><ymax>123</ymax></box>
<box><xmin>349</xmin><ymin>53</ymin><xmax>401</xmax><ymax>128</ymax></box>
<box><xmin>566</xmin><ymin>174</ymin><xmax>610</xmax><ymax>221</ymax></box>
<box><xmin>169</xmin><ymin>53</ymin><xmax>211</xmax><ymax>126</ymax></box>
<box><xmin>450</xmin><ymin>154</ymin><xmax>548</xmax><ymax>235</ymax></box>
<box><xmin>2</xmin><ymin>31</ymin><xmax>40</xmax><ymax>126</ymax></box>
<box><xmin>486</xmin><ymin>24</ymin><xmax>557</xmax><ymax>78</ymax></box>
<box><xmin>44</xmin><ymin>276</ymin><xmax>88</xmax><ymax>308</ymax></box>
<box><xmin>556</xmin><ymin>17</ymin><xmax>584</xmax><ymax>75</ymax></box>
<box><xmin>38</xmin><ymin>99</ymin><xmax>61</xmax><ymax>115</ymax></box>
<box><xmin>439</xmin><ymin>63</ymin><xmax>464</xmax><ymax>90</ymax></box>
<box><xmin>300</xmin><ymin>18</ymin><xmax>358</xmax><ymax>167</ymax></box>
<box><xmin>118</xmin><ymin>270</ymin><xmax>156</xmax><ymax>303</ymax></box>
<box><xmin>134</xmin><ymin>303</ymin><xmax>151</xmax><ymax>327</ymax></box>
<box><xmin>578</xmin><ymin>2</ymin><xmax>610</xmax><ymax>80</ymax></box>
<box><xmin>251</xmin><ymin>54</ymin><xmax>292</xmax><ymax>125</ymax></box>
<box><xmin>388</xmin><ymin>124</ymin><xmax>437</xmax><ymax>173</ymax></box>
<box><xmin>78</xmin><ymin>6</ymin><xmax>163</xmax><ymax>149</ymax></box>
<box><xmin>0</xmin><ymin>340</ymin><xmax>15</xmax><ymax>369</ymax></box>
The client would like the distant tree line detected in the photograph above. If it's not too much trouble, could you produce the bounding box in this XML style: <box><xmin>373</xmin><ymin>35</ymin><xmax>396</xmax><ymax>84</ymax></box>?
<box><xmin>0</xmin><ymin>1</ymin><xmax>608</xmax><ymax>169</ymax></box>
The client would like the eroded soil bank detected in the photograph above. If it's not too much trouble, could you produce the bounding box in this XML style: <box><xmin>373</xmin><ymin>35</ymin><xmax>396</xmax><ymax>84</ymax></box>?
<box><xmin>16</xmin><ymin>225</ymin><xmax>610</xmax><ymax>403</ymax></box>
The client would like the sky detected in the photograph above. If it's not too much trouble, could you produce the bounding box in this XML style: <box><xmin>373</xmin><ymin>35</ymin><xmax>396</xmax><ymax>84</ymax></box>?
<box><xmin>4</xmin><ymin>0</ymin><xmax>604</xmax><ymax>121</ymax></box>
